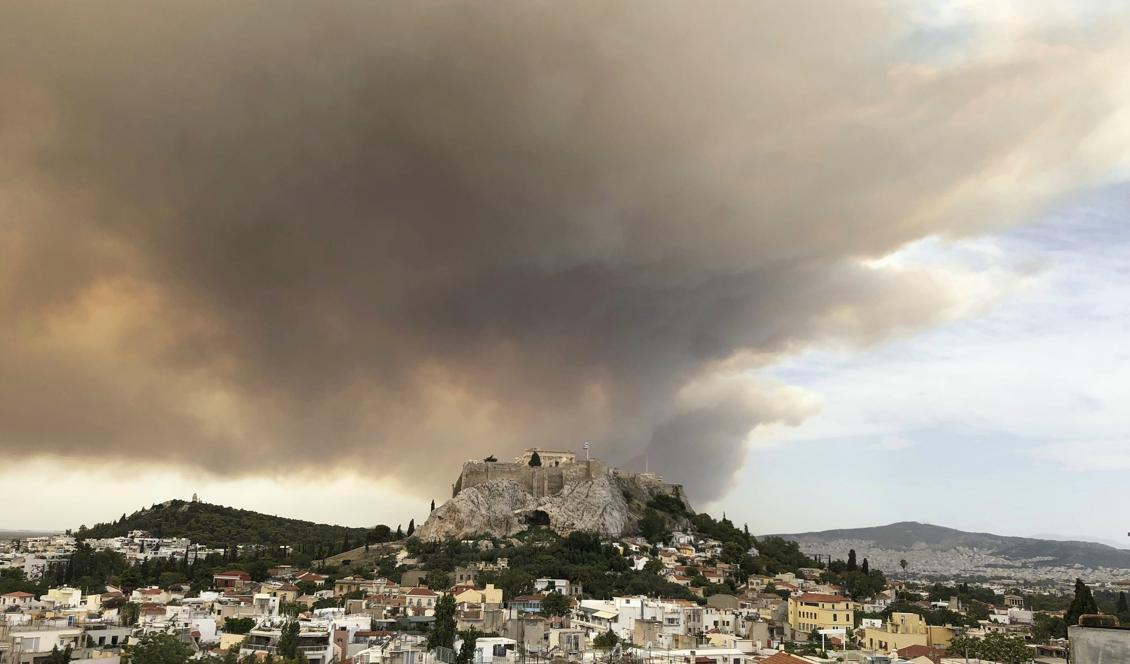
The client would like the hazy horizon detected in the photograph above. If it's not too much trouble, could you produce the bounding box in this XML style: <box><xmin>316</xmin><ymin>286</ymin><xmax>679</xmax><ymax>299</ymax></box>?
<box><xmin>3</xmin><ymin>2</ymin><xmax>1130</xmax><ymax>539</ymax></box>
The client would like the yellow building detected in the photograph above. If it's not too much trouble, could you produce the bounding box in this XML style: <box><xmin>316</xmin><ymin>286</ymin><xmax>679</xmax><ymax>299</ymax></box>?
<box><xmin>453</xmin><ymin>583</ymin><xmax>504</xmax><ymax>607</ymax></box>
<box><xmin>862</xmin><ymin>612</ymin><xmax>955</xmax><ymax>653</ymax></box>
<box><xmin>787</xmin><ymin>593</ymin><xmax>855</xmax><ymax>635</ymax></box>
<box><xmin>265</xmin><ymin>583</ymin><xmax>299</xmax><ymax>604</ymax></box>
<box><xmin>334</xmin><ymin>576</ymin><xmax>365</xmax><ymax>598</ymax></box>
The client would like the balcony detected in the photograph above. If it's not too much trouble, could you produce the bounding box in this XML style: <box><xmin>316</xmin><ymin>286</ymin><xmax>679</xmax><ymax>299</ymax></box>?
<box><xmin>242</xmin><ymin>644</ymin><xmax>330</xmax><ymax>655</ymax></box>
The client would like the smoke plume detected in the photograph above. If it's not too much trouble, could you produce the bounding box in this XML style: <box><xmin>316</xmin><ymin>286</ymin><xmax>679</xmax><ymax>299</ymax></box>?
<box><xmin>2</xmin><ymin>1</ymin><xmax>1128</xmax><ymax>502</ymax></box>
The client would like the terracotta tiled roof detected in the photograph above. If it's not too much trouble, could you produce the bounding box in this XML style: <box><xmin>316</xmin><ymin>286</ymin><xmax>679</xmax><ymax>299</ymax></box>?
<box><xmin>759</xmin><ymin>653</ymin><xmax>812</xmax><ymax>664</ymax></box>
<box><xmin>406</xmin><ymin>587</ymin><xmax>438</xmax><ymax>596</ymax></box>
<box><xmin>3</xmin><ymin>591</ymin><xmax>34</xmax><ymax>598</ymax></box>
<box><xmin>511</xmin><ymin>594</ymin><xmax>546</xmax><ymax>602</ymax></box>
<box><xmin>794</xmin><ymin>593</ymin><xmax>848</xmax><ymax>603</ymax></box>
<box><xmin>897</xmin><ymin>644</ymin><xmax>946</xmax><ymax>660</ymax></box>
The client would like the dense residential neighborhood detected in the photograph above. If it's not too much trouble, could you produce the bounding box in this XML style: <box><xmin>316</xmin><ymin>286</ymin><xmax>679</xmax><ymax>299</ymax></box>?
<box><xmin>3</xmin><ymin>452</ymin><xmax>1129</xmax><ymax>664</ymax></box>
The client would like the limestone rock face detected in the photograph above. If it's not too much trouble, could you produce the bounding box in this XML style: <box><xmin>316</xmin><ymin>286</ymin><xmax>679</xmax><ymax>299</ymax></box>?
<box><xmin>415</xmin><ymin>479</ymin><xmax>538</xmax><ymax>541</ymax></box>
<box><xmin>415</xmin><ymin>475</ymin><xmax>633</xmax><ymax>541</ymax></box>
<box><xmin>535</xmin><ymin>474</ymin><xmax>630</xmax><ymax>536</ymax></box>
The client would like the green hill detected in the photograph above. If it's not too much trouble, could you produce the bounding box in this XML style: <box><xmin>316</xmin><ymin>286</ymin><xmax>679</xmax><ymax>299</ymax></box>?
<box><xmin>78</xmin><ymin>499</ymin><xmax>378</xmax><ymax>551</ymax></box>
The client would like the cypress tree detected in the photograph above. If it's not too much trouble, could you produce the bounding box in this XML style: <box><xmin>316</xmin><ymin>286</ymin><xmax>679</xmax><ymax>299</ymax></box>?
<box><xmin>1065</xmin><ymin>578</ymin><xmax>1099</xmax><ymax>626</ymax></box>
<box><xmin>277</xmin><ymin>620</ymin><xmax>300</xmax><ymax>659</ymax></box>
<box><xmin>429</xmin><ymin>593</ymin><xmax>457</xmax><ymax>650</ymax></box>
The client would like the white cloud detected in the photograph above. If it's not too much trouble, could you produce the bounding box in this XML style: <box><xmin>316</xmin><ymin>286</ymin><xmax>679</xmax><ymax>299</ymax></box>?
<box><xmin>761</xmin><ymin>194</ymin><xmax>1130</xmax><ymax>452</ymax></box>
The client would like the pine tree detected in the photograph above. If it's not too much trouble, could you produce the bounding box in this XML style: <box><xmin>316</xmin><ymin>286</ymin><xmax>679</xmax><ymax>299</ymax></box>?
<box><xmin>528</xmin><ymin>451</ymin><xmax>542</xmax><ymax>467</ymax></box>
<box><xmin>430</xmin><ymin>499</ymin><xmax>436</xmax><ymax>512</ymax></box>
<box><xmin>861</xmin><ymin>558</ymin><xmax>870</xmax><ymax>575</ymax></box>
<box><xmin>396</xmin><ymin>524</ymin><xmax>404</xmax><ymax>538</ymax></box>
<box><xmin>407</xmin><ymin>519</ymin><xmax>416</xmax><ymax>537</ymax></box>
<box><xmin>847</xmin><ymin>549</ymin><xmax>858</xmax><ymax>572</ymax></box>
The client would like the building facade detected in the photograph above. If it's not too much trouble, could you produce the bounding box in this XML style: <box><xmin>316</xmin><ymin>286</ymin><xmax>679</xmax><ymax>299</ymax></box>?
<box><xmin>786</xmin><ymin>594</ymin><xmax>854</xmax><ymax>637</ymax></box>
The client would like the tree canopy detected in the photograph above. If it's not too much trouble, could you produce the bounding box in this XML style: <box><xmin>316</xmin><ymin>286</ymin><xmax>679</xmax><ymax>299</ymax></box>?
<box><xmin>541</xmin><ymin>590</ymin><xmax>570</xmax><ymax>616</ymax></box>
<box><xmin>947</xmin><ymin>632</ymin><xmax>1031</xmax><ymax>664</ymax></box>
<box><xmin>79</xmin><ymin>500</ymin><xmax>375</xmax><ymax>550</ymax></box>
<box><xmin>593</xmin><ymin>630</ymin><xmax>619</xmax><ymax>649</ymax></box>
<box><xmin>222</xmin><ymin>617</ymin><xmax>256</xmax><ymax>634</ymax></box>
<box><xmin>122</xmin><ymin>632</ymin><xmax>194</xmax><ymax>664</ymax></box>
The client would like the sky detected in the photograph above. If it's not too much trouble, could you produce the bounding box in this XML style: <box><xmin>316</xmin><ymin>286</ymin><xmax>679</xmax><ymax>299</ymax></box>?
<box><xmin>3</xmin><ymin>2</ymin><xmax>1130</xmax><ymax>539</ymax></box>
<box><xmin>724</xmin><ymin>185</ymin><xmax>1130</xmax><ymax>542</ymax></box>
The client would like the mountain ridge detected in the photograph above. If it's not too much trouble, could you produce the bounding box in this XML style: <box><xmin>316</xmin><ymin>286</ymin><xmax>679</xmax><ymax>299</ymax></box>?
<box><xmin>768</xmin><ymin>521</ymin><xmax>1130</xmax><ymax>570</ymax></box>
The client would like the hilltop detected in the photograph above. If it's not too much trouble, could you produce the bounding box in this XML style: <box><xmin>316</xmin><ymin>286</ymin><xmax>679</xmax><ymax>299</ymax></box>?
<box><xmin>78</xmin><ymin>499</ymin><xmax>377</xmax><ymax>551</ymax></box>
<box><xmin>416</xmin><ymin>450</ymin><xmax>690</xmax><ymax>541</ymax></box>
<box><xmin>770</xmin><ymin>521</ymin><xmax>1130</xmax><ymax>576</ymax></box>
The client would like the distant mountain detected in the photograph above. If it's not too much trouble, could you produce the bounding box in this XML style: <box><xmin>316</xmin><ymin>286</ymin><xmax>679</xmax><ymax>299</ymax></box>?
<box><xmin>768</xmin><ymin>521</ymin><xmax>1130</xmax><ymax>572</ymax></box>
<box><xmin>78</xmin><ymin>499</ymin><xmax>375</xmax><ymax>550</ymax></box>
<box><xmin>1031</xmin><ymin>533</ymin><xmax>1129</xmax><ymax>550</ymax></box>
<box><xmin>0</xmin><ymin>529</ymin><xmax>60</xmax><ymax>540</ymax></box>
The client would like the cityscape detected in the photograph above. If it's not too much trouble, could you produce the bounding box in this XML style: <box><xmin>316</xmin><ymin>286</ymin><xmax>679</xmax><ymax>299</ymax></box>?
<box><xmin>2</xmin><ymin>451</ymin><xmax>1127</xmax><ymax>664</ymax></box>
<box><xmin>4</xmin><ymin>2</ymin><xmax>1130</xmax><ymax>664</ymax></box>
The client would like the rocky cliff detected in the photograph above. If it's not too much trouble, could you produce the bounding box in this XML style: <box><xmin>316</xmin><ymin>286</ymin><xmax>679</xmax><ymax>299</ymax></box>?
<box><xmin>415</xmin><ymin>470</ymin><xmax>684</xmax><ymax>541</ymax></box>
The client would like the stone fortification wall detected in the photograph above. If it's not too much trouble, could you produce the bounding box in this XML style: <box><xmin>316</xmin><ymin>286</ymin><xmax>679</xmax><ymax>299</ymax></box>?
<box><xmin>609</xmin><ymin>468</ymin><xmax>687</xmax><ymax>503</ymax></box>
<box><xmin>454</xmin><ymin>458</ymin><xmax>608</xmax><ymax>498</ymax></box>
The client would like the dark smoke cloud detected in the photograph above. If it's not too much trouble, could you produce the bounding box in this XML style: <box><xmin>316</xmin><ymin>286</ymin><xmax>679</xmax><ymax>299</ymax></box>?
<box><xmin>1</xmin><ymin>2</ymin><xmax>1127</xmax><ymax>503</ymax></box>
